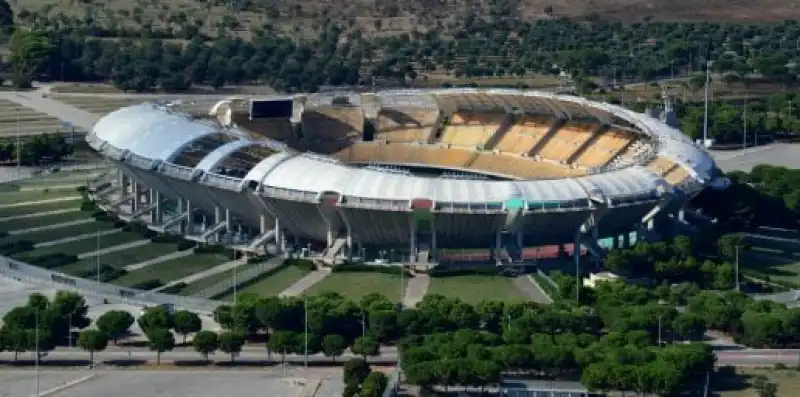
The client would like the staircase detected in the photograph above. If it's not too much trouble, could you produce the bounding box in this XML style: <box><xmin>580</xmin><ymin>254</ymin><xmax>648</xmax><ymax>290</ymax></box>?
<box><xmin>156</xmin><ymin>213</ymin><xmax>187</xmax><ymax>232</ymax></box>
<box><xmin>323</xmin><ymin>237</ymin><xmax>348</xmax><ymax>262</ymax></box>
<box><xmin>528</xmin><ymin>118</ymin><xmax>566</xmax><ymax>156</ymax></box>
<box><xmin>483</xmin><ymin>114</ymin><xmax>514</xmax><ymax>150</ymax></box>
<box><xmin>131</xmin><ymin>202</ymin><xmax>157</xmax><ymax>219</ymax></box>
<box><xmin>247</xmin><ymin>229</ymin><xmax>277</xmax><ymax>251</ymax></box>
<box><xmin>202</xmin><ymin>221</ymin><xmax>227</xmax><ymax>240</ymax></box>
<box><xmin>110</xmin><ymin>193</ymin><xmax>135</xmax><ymax>209</ymax></box>
<box><xmin>567</xmin><ymin>124</ymin><xmax>609</xmax><ymax>164</ymax></box>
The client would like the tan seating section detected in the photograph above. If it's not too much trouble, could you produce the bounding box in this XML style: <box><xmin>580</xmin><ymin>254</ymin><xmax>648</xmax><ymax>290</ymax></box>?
<box><xmin>574</xmin><ymin>128</ymin><xmax>633</xmax><ymax>168</ymax></box>
<box><xmin>495</xmin><ymin>116</ymin><xmax>553</xmax><ymax>154</ymax></box>
<box><xmin>469</xmin><ymin>153</ymin><xmax>585</xmax><ymax>179</ymax></box>
<box><xmin>234</xmin><ymin>116</ymin><xmax>293</xmax><ymax>141</ymax></box>
<box><xmin>301</xmin><ymin>107</ymin><xmax>364</xmax><ymax>141</ymax></box>
<box><xmin>336</xmin><ymin>143</ymin><xmax>473</xmax><ymax>168</ymax></box>
<box><xmin>664</xmin><ymin>166</ymin><xmax>690</xmax><ymax>185</ymax></box>
<box><xmin>537</xmin><ymin>123</ymin><xmax>595</xmax><ymax>162</ymax></box>
<box><xmin>376</xmin><ymin>109</ymin><xmax>439</xmax><ymax>143</ymax></box>
<box><xmin>646</xmin><ymin>156</ymin><xmax>677</xmax><ymax>176</ymax></box>
<box><xmin>441</xmin><ymin>113</ymin><xmax>504</xmax><ymax>148</ymax></box>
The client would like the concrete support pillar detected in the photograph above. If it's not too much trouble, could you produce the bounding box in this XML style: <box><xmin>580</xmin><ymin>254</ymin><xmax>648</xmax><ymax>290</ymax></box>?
<box><xmin>622</xmin><ymin>232</ymin><xmax>631</xmax><ymax>248</ymax></box>
<box><xmin>558</xmin><ymin>244</ymin><xmax>566</xmax><ymax>258</ymax></box>
<box><xmin>150</xmin><ymin>189</ymin><xmax>161</xmax><ymax>224</ymax></box>
<box><xmin>612</xmin><ymin>235</ymin><xmax>620</xmax><ymax>250</ymax></box>
<box><xmin>214</xmin><ymin>206</ymin><xmax>222</xmax><ymax>225</ymax></box>
<box><xmin>224</xmin><ymin>208</ymin><xmax>231</xmax><ymax>245</ymax></box>
<box><xmin>327</xmin><ymin>228</ymin><xmax>333</xmax><ymax>248</ymax></box>
<box><xmin>184</xmin><ymin>199</ymin><xmax>192</xmax><ymax>234</ymax></box>
<box><xmin>346</xmin><ymin>229</ymin><xmax>353</xmax><ymax>262</ymax></box>
<box><xmin>259</xmin><ymin>215</ymin><xmax>266</xmax><ymax>235</ymax></box>
<box><xmin>132</xmin><ymin>183</ymin><xmax>141</xmax><ymax>212</ymax></box>
<box><xmin>516</xmin><ymin>232</ymin><xmax>523</xmax><ymax>250</ymax></box>
<box><xmin>495</xmin><ymin>232</ymin><xmax>502</xmax><ymax>251</ymax></box>
<box><xmin>430</xmin><ymin>217</ymin><xmax>437</xmax><ymax>261</ymax></box>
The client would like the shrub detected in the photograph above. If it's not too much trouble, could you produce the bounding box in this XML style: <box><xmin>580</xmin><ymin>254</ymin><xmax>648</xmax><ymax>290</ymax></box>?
<box><xmin>160</xmin><ymin>282</ymin><xmax>188</xmax><ymax>294</ymax></box>
<box><xmin>0</xmin><ymin>240</ymin><xmax>35</xmax><ymax>255</ymax></box>
<box><xmin>129</xmin><ymin>279</ymin><xmax>164</xmax><ymax>290</ymax></box>
<box><xmin>285</xmin><ymin>258</ymin><xmax>316</xmax><ymax>271</ymax></box>
<box><xmin>0</xmin><ymin>231</ymin><xmax>8</xmax><ymax>238</ymax></box>
<box><xmin>76</xmin><ymin>264</ymin><xmax>127</xmax><ymax>281</ymax></box>
<box><xmin>332</xmin><ymin>263</ymin><xmax>410</xmax><ymax>276</ymax></box>
<box><xmin>428</xmin><ymin>267</ymin><xmax>503</xmax><ymax>278</ymax></box>
<box><xmin>80</xmin><ymin>200</ymin><xmax>98</xmax><ymax>211</ymax></box>
<box><xmin>76</xmin><ymin>186</ymin><xmax>88</xmax><ymax>193</ymax></box>
<box><xmin>195</xmin><ymin>245</ymin><xmax>235</xmax><ymax>259</ymax></box>
<box><xmin>151</xmin><ymin>233</ymin><xmax>184</xmax><ymax>244</ymax></box>
<box><xmin>29</xmin><ymin>253</ymin><xmax>78</xmax><ymax>269</ymax></box>
<box><xmin>176</xmin><ymin>240</ymin><xmax>195</xmax><ymax>251</ymax></box>
<box><xmin>112</xmin><ymin>220</ymin><xmax>127</xmax><ymax>228</ymax></box>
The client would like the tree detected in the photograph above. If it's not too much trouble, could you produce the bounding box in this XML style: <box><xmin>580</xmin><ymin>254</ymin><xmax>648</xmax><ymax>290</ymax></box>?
<box><xmin>146</xmin><ymin>328</ymin><xmax>175</xmax><ymax>365</ymax></box>
<box><xmin>172</xmin><ymin>310</ymin><xmax>202</xmax><ymax>344</ymax></box>
<box><xmin>352</xmin><ymin>336</ymin><xmax>380</xmax><ymax>358</ymax></box>
<box><xmin>361</xmin><ymin>371</ymin><xmax>389</xmax><ymax>397</ymax></box>
<box><xmin>138</xmin><ymin>306</ymin><xmax>174</xmax><ymax>337</ymax></box>
<box><xmin>96</xmin><ymin>310</ymin><xmax>134</xmax><ymax>345</ymax></box>
<box><xmin>77</xmin><ymin>329</ymin><xmax>108</xmax><ymax>364</ymax></box>
<box><xmin>217</xmin><ymin>331</ymin><xmax>245</xmax><ymax>364</ymax></box>
<box><xmin>2</xmin><ymin>327</ymin><xmax>28</xmax><ymax>361</ymax></box>
<box><xmin>268</xmin><ymin>331</ymin><xmax>298</xmax><ymax>364</ymax></box>
<box><xmin>192</xmin><ymin>330</ymin><xmax>218</xmax><ymax>363</ymax></box>
<box><xmin>9</xmin><ymin>28</ymin><xmax>54</xmax><ymax>86</ymax></box>
<box><xmin>322</xmin><ymin>334</ymin><xmax>347</xmax><ymax>363</ymax></box>
<box><xmin>212</xmin><ymin>305</ymin><xmax>234</xmax><ymax>330</ymax></box>
<box><xmin>343</xmin><ymin>357</ymin><xmax>371</xmax><ymax>386</ymax></box>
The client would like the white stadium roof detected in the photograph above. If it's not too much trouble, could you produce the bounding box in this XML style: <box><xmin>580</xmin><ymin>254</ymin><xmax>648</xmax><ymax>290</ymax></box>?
<box><xmin>89</xmin><ymin>89</ymin><xmax>715</xmax><ymax>208</ymax></box>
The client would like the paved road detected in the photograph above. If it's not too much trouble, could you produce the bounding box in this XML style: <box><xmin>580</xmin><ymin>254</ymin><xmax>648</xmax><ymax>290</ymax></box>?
<box><xmin>3</xmin><ymin>344</ymin><xmax>795</xmax><ymax>367</ymax></box>
<box><xmin>0</xmin><ymin>345</ymin><xmax>400</xmax><ymax>365</ymax></box>
<box><xmin>513</xmin><ymin>275</ymin><xmax>553</xmax><ymax>304</ymax></box>
<box><xmin>711</xmin><ymin>143</ymin><xmax>800</xmax><ymax>172</ymax></box>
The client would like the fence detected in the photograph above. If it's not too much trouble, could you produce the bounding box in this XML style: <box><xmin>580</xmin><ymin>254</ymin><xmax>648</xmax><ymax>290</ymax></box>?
<box><xmin>0</xmin><ymin>255</ymin><xmax>220</xmax><ymax>314</ymax></box>
<box><xmin>194</xmin><ymin>257</ymin><xmax>284</xmax><ymax>299</ymax></box>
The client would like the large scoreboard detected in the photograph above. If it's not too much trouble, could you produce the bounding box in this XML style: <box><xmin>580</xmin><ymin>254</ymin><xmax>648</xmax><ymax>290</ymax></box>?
<box><xmin>249</xmin><ymin>99</ymin><xmax>293</xmax><ymax>120</ymax></box>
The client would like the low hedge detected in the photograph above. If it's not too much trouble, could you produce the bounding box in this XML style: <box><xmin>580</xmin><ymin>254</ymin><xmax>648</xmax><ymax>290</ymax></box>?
<box><xmin>76</xmin><ymin>264</ymin><xmax>128</xmax><ymax>282</ymax></box>
<box><xmin>123</xmin><ymin>222</ymin><xmax>156</xmax><ymax>238</ymax></box>
<box><xmin>332</xmin><ymin>263</ymin><xmax>411</xmax><ymax>276</ymax></box>
<box><xmin>75</xmin><ymin>186</ymin><xmax>88</xmax><ymax>193</ymax></box>
<box><xmin>285</xmin><ymin>258</ymin><xmax>316</xmax><ymax>271</ymax></box>
<box><xmin>160</xmin><ymin>282</ymin><xmax>188</xmax><ymax>294</ymax></box>
<box><xmin>129</xmin><ymin>279</ymin><xmax>164</xmax><ymax>290</ymax></box>
<box><xmin>428</xmin><ymin>267</ymin><xmax>504</xmax><ymax>278</ymax></box>
<box><xmin>0</xmin><ymin>240</ymin><xmax>35</xmax><ymax>255</ymax></box>
<box><xmin>176</xmin><ymin>240</ymin><xmax>195</xmax><ymax>251</ymax></box>
<box><xmin>0</xmin><ymin>231</ymin><xmax>8</xmax><ymax>238</ymax></box>
<box><xmin>151</xmin><ymin>233</ymin><xmax>185</xmax><ymax>244</ymax></box>
<box><xmin>29</xmin><ymin>253</ymin><xmax>78</xmax><ymax>269</ymax></box>
<box><xmin>196</xmin><ymin>244</ymin><xmax>235</xmax><ymax>259</ymax></box>
<box><xmin>80</xmin><ymin>200</ymin><xmax>98</xmax><ymax>212</ymax></box>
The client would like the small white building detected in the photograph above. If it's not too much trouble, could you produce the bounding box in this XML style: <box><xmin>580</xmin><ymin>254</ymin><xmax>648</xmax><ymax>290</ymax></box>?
<box><xmin>582</xmin><ymin>271</ymin><xmax>621</xmax><ymax>289</ymax></box>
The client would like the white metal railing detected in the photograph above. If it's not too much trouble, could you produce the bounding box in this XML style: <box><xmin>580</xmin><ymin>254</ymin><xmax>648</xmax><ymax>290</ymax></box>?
<box><xmin>0</xmin><ymin>256</ymin><xmax>220</xmax><ymax>313</ymax></box>
<box><xmin>158</xmin><ymin>163</ymin><xmax>194</xmax><ymax>180</ymax></box>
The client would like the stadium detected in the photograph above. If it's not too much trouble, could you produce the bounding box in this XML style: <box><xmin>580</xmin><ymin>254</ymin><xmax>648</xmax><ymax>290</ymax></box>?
<box><xmin>85</xmin><ymin>88</ymin><xmax>716</xmax><ymax>265</ymax></box>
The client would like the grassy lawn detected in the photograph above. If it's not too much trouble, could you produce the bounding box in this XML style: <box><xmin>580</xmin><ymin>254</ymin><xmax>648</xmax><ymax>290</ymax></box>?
<box><xmin>14</xmin><ymin>169</ymin><xmax>108</xmax><ymax>187</ymax></box>
<box><xmin>0</xmin><ymin>198</ymin><xmax>82</xmax><ymax>217</ymax></box>
<box><xmin>0</xmin><ymin>188</ymin><xmax>81</xmax><ymax>205</ymax></box>
<box><xmin>12</xmin><ymin>230</ymin><xmax>143</xmax><ymax>260</ymax></box>
<box><xmin>220</xmin><ymin>264</ymin><xmax>311</xmax><ymax>300</ymax></box>
<box><xmin>715</xmin><ymin>367</ymin><xmax>798</xmax><ymax>397</ymax></box>
<box><xmin>112</xmin><ymin>253</ymin><xmax>230</xmax><ymax>288</ymax></box>
<box><xmin>741</xmin><ymin>233</ymin><xmax>800</xmax><ymax>284</ymax></box>
<box><xmin>57</xmin><ymin>242</ymin><xmax>179</xmax><ymax>276</ymax></box>
<box><xmin>0</xmin><ymin>211</ymin><xmax>89</xmax><ymax>232</ymax></box>
<box><xmin>304</xmin><ymin>272</ymin><xmax>405</xmax><ymax>302</ymax></box>
<box><xmin>13</xmin><ymin>219</ymin><xmax>112</xmax><ymax>243</ymax></box>
<box><xmin>177</xmin><ymin>262</ymin><xmax>261</xmax><ymax>296</ymax></box>
<box><xmin>427</xmin><ymin>275</ymin><xmax>528</xmax><ymax>304</ymax></box>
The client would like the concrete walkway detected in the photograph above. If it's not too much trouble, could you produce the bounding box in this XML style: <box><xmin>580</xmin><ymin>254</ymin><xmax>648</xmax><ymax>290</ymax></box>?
<box><xmin>0</xmin><ymin>196</ymin><xmax>80</xmax><ymax>209</ymax></box>
<box><xmin>77</xmin><ymin>239</ymin><xmax>150</xmax><ymax>260</ymax></box>
<box><xmin>516</xmin><ymin>275</ymin><xmax>553</xmax><ymax>304</ymax></box>
<box><xmin>279</xmin><ymin>269</ymin><xmax>331</xmax><ymax>297</ymax></box>
<box><xmin>10</xmin><ymin>218</ymin><xmax>94</xmax><ymax>235</ymax></box>
<box><xmin>151</xmin><ymin>258</ymin><xmax>249</xmax><ymax>292</ymax></box>
<box><xmin>402</xmin><ymin>274</ymin><xmax>429</xmax><ymax>308</ymax></box>
<box><xmin>0</xmin><ymin>91</ymin><xmax>99</xmax><ymax>130</ymax></box>
<box><xmin>35</xmin><ymin>228</ymin><xmax>121</xmax><ymax>248</ymax></box>
<box><xmin>0</xmin><ymin>208</ymin><xmax>79</xmax><ymax>222</ymax></box>
<box><xmin>124</xmin><ymin>249</ymin><xmax>195</xmax><ymax>272</ymax></box>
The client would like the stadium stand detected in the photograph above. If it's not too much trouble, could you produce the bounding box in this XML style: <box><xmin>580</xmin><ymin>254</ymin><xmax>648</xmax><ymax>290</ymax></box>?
<box><xmin>375</xmin><ymin>108</ymin><xmax>439</xmax><ymax>143</ymax></box>
<box><xmin>440</xmin><ymin>112</ymin><xmax>506</xmax><ymax>148</ymax></box>
<box><xmin>211</xmin><ymin>145</ymin><xmax>278</xmax><ymax>178</ymax></box>
<box><xmin>301</xmin><ymin>106</ymin><xmax>364</xmax><ymax>141</ymax></box>
<box><xmin>170</xmin><ymin>133</ymin><xmax>236</xmax><ymax>168</ymax></box>
<box><xmin>664</xmin><ymin>165</ymin><xmax>690</xmax><ymax>185</ymax></box>
<box><xmin>336</xmin><ymin>143</ymin><xmax>474</xmax><ymax>168</ymax></box>
<box><xmin>536</xmin><ymin>122</ymin><xmax>596</xmax><ymax>163</ymax></box>
<box><xmin>231</xmin><ymin>116</ymin><xmax>294</xmax><ymax>141</ymax></box>
<box><xmin>494</xmin><ymin>115</ymin><xmax>554</xmax><ymax>154</ymax></box>
<box><xmin>646</xmin><ymin>156</ymin><xmax>679</xmax><ymax>176</ymax></box>
<box><xmin>469</xmin><ymin>152</ymin><xmax>584</xmax><ymax>179</ymax></box>
<box><xmin>573</xmin><ymin>127</ymin><xmax>634</xmax><ymax>168</ymax></box>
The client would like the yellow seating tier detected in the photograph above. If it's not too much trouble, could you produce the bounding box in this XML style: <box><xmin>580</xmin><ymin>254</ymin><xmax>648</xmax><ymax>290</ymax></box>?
<box><xmin>376</xmin><ymin>109</ymin><xmax>438</xmax><ymax>143</ymax></box>
<box><xmin>494</xmin><ymin>116</ymin><xmax>552</xmax><ymax>154</ymax></box>
<box><xmin>336</xmin><ymin>143</ymin><xmax>473</xmax><ymax>168</ymax></box>
<box><xmin>441</xmin><ymin>112</ymin><xmax>505</xmax><ymax>148</ymax></box>
<box><xmin>646</xmin><ymin>156</ymin><xmax>676</xmax><ymax>176</ymax></box>
<box><xmin>469</xmin><ymin>153</ymin><xmax>584</xmax><ymax>179</ymax></box>
<box><xmin>664</xmin><ymin>166</ymin><xmax>690</xmax><ymax>185</ymax></box>
<box><xmin>301</xmin><ymin>107</ymin><xmax>364</xmax><ymax>141</ymax></box>
<box><xmin>573</xmin><ymin>128</ymin><xmax>633</xmax><ymax>168</ymax></box>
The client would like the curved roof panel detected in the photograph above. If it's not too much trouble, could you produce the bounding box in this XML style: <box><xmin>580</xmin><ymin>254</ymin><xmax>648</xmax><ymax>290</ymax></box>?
<box><xmin>342</xmin><ymin>170</ymin><xmax>432</xmax><ymax>201</ymax></box>
<box><xmin>577</xmin><ymin>169</ymin><xmax>659</xmax><ymax>199</ymax></box>
<box><xmin>515</xmin><ymin>178</ymin><xmax>588</xmax><ymax>203</ymax></box>
<box><xmin>194</xmin><ymin>139</ymin><xmax>253</xmax><ymax>172</ymax></box>
<box><xmin>91</xmin><ymin>103</ymin><xmax>223</xmax><ymax>161</ymax></box>
<box><xmin>241</xmin><ymin>151</ymin><xmax>295</xmax><ymax>186</ymax></box>
<box><xmin>261</xmin><ymin>155</ymin><xmax>350</xmax><ymax>194</ymax></box>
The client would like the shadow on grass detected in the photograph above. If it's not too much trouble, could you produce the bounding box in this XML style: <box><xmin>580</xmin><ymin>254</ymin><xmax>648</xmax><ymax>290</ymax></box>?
<box><xmin>742</xmin><ymin>251</ymin><xmax>800</xmax><ymax>277</ymax></box>
<box><xmin>711</xmin><ymin>366</ymin><xmax>752</xmax><ymax>396</ymax></box>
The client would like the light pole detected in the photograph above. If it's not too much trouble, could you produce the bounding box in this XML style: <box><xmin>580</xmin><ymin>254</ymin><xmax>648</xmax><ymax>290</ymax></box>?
<box><xmin>15</xmin><ymin>108</ymin><xmax>20</xmax><ymax>176</ymax></box>
<box><xmin>657</xmin><ymin>299</ymin><xmax>666</xmax><ymax>346</ymax></box>
<box><xmin>303</xmin><ymin>296</ymin><xmax>308</xmax><ymax>369</ymax></box>
<box><xmin>96</xmin><ymin>226</ymin><xmax>101</xmax><ymax>291</ymax></box>
<box><xmin>360</xmin><ymin>307</ymin><xmax>366</xmax><ymax>339</ymax></box>
<box><xmin>743</xmin><ymin>92</ymin><xmax>748</xmax><ymax>149</ymax></box>
<box><xmin>703</xmin><ymin>60</ymin><xmax>712</xmax><ymax>146</ymax></box>
<box><xmin>735</xmin><ymin>245</ymin><xmax>740</xmax><ymax>292</ymax></box>
<box><xmin>35</xmin><ymin>309</ymin><xmax>40</xmax><ymax>397</ymax></box>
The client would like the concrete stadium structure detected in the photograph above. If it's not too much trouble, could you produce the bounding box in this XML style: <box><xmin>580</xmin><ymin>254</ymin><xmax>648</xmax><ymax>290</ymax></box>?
<box><xmin>86</xmin><ymin>89</ymin><xmax>717</xmax><ymax>265</ymax></box>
